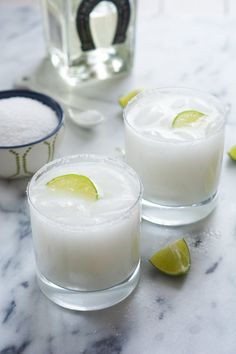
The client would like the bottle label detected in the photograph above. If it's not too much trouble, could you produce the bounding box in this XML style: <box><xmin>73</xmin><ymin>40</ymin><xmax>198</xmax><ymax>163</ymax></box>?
<box><xmin>76</xmin><ymin>0</ymin><xmax>131</xmax><ymax>51</ymax></box>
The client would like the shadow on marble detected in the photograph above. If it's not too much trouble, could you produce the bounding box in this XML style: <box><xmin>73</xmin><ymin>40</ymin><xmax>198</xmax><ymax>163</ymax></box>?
<box><xmin>147</xmin><ymin>267</ymin><xmax>188</xmax><ymax>291</ymax></box>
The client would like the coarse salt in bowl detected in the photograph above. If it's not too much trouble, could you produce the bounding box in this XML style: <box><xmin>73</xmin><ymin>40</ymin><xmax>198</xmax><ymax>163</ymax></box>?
<box><xmin>0</xmin><ymin>90</ymin><xmax>64</xmax><ymax>179</ymax></box>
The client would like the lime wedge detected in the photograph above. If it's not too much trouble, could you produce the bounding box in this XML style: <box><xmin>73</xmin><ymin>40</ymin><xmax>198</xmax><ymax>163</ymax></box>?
<box><xmin>149</xmin><ymin>239</ymin><xmax>191</xmax><ymax>276</ymax></box>
<box><xmin>228</xmin><ymin>145</ymin><xmax>236</xmax><ymax>161</ymax></box>
<box><xmin>47</xmin><ymin>174</ymin><xmax>98</xmax><ymax>200</ymax></box>
<box><xmin>172</xmin><ymin>110</ymin><xmax>206</xmax><ymax>128</ymax></box>
<box><xmin>119</xmin><ymin>89</ymin><xmax>141</xmax><ymax>108</ymax></box>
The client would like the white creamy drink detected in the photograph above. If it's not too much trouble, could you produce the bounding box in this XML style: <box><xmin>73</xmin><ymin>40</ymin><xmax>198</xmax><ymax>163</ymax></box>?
<box><xmin>28</xmin><ymin>155</ymin><xmax>141</xmax><ymax>300</ymax></box>
<box><xmin>124</xmin><ymin>88</ymin><xmax>225</xmax><ymax>225</ymax></box>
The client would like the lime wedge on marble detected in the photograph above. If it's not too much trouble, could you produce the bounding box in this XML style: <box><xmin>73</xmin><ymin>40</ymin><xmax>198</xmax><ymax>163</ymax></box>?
<box><xmin>149</xmin><ymin>239</ymin><xmax>191</xmax><ymax>276</ymax></box>
<box><xmin>47</xmin><ymin>174</ymin><xmax>98</xmax><ymax>200</ymax></box>
<box><xmin>228</xmin><ymin>145</ymin><xmax>236</xmax><ymax>161</ymax></box>
<box><xmin>119</xmin><ymin>89</ymin><xmax>141</xmax><ymax>108</ymax></box>
<box><xmin>172</xmin><ymin>110</ymin><xmax>206</xmax><ymax>128</ymax></box>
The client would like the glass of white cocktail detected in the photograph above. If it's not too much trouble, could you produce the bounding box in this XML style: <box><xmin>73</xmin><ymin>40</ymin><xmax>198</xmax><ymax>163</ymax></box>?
<box><xmin>27</xmin><ymin>155</ymin><xmax>142</xmax><ymax>311</ymax></box>
<box><xmin>124</xmin><ymin>88</ymin><xmax>225</xmax><ymax>226</ymax></box>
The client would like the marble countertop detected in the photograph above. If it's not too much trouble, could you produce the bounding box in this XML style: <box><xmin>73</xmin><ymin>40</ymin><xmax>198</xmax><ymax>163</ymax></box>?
<box><xmin>1</xmin><ymin>1</ymin><xmax>236</xmax><ymax>353</ymax></box>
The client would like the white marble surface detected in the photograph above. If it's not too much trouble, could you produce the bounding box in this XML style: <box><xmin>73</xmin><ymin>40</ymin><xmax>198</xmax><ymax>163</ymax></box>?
<box><xmin>1</xmin><ymin>1</ymin><xmax>236</xmax><ymax>354</ymax></box>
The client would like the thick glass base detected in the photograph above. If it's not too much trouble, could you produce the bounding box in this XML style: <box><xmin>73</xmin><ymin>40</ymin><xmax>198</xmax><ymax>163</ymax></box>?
<box><xmin>37</xmin><ymin>262</ymin><xmax>140</xmax><ymax>311</ymax></box>
<box><xmin>51</xmin><ymin>48</ymin><xmax>131</xmax><ymax>86</ymax></box>
<box><xmin>142</xmin><ymin>194</ymin><xmax>218</xmax><ymax>226</ymax></box>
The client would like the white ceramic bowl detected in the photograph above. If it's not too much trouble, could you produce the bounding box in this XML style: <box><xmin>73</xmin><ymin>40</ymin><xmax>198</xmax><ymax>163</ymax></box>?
<box><xmin>0</xmin><ymin>90</ymin><xmax>64</xmax><ymax>179</ymax></box>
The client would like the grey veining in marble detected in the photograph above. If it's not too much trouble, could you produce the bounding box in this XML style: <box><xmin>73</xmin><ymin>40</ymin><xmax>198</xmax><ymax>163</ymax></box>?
<box><xmin>1</xmin><ymin>1</ymin><xmax>236</xmax><ymax>354</ymax></box>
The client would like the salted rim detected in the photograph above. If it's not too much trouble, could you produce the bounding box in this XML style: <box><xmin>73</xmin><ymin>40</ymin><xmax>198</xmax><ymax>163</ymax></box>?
<box><xmin>0</xmin><ymin>89</ymin><xmax>64</xmax><ymax>149</ymax></box>
<box><xmin>27</xmin><ymin>154</ymin><xmax>143</xmax><ymax>230</ymax></box>
<box><xmin>123</xmin><ymin>87</ymin><xmax>226</xmax><ymax>144</ymax></box>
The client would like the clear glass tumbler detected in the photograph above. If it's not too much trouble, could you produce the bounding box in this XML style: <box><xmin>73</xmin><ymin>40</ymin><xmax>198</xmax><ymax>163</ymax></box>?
<box><xmin>124</xmin><ymin>88</ymin><xmax>226</xmax><ymax>226</ymax></box>
<box><xmin>41</xmin><ymin>0</ymin><xmax>137</xmax><ymax>84</ymax></box>
<box><xmin>27</xmin><ymin>155</ymin><xmax>142</xmax><ymax>310</ymax></box>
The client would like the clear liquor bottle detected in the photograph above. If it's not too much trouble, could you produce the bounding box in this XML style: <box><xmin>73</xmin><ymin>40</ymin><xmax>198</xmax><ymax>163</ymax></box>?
<box><xmin>41</xmin><ymin>0</ymin><xmax>137</xmax><ymax>85</ymax></box>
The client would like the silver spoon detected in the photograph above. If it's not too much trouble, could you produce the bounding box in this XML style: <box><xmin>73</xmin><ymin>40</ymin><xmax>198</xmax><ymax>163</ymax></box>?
<box><xmin>67</xmin><ymin>108</ymin><xmax>104</xmax><ymax>129</ymax></box>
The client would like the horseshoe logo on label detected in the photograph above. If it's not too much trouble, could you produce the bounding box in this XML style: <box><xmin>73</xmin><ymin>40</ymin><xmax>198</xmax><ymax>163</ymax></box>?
<box><xmin>76</xmin><ymin>0</ymin><xmax>131</xmax><ymax>51</ymax></box>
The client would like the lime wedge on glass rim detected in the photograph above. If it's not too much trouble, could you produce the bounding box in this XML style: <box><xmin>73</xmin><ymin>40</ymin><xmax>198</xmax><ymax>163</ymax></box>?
<box><xmin>149</xmin><ymin>239</ymin><xmax>191</xmax><ymax>276</ymax></box>
<box><xmin>119</xmin><ymin>89</ymin><xmax>141</xmax><ymax>108</ymax></box>
<box><xmin>46</xmin><ymin>174</ymin><xmax>98</xmax><ymax>200</ymax></box>
<box><xmin>172</xmin><ymin>110</ymin><xmax>206</xmax><ymax>128</ymax></box>
<box><xmin>228</xmin><ymin>145</ymin><xmax>236</xmax><ymax>161</ymax></box>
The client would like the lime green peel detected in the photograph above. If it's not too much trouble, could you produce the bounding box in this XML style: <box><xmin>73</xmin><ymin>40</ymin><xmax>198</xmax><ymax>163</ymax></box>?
<box><xmin>172</xmin><ymin>110</ymin><xmax>206</xmax><ymax>128</ymax></box>
<box><xmin>47</xmin><ymin>174</ymin><xmax>98</xmax><ymax>200</ymax></box>
<box><xmin>228</xmin><ymin>145</ymin><xmax>236</xmax><ymax>161</ymax></box>
<box><xmin>119</xmin><ymin>89</ymin><xmax>141</xmax><ymax>108</ymax></box>
<box><xmin>149</xmin><ymin>239</ymin><xmax>191</xmax><ymax>276</ymax></box>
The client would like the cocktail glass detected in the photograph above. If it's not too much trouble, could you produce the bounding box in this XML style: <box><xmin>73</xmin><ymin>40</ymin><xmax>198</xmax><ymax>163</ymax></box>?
<box><xmin>124</xmin><ymin>88</ymin><xmax>225</xmax><ymax>226</ymax></box>
<box><xmin>27</xmin><ymin>154</ymin><xmax>142</xmax><ymax>310</ymax></box>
